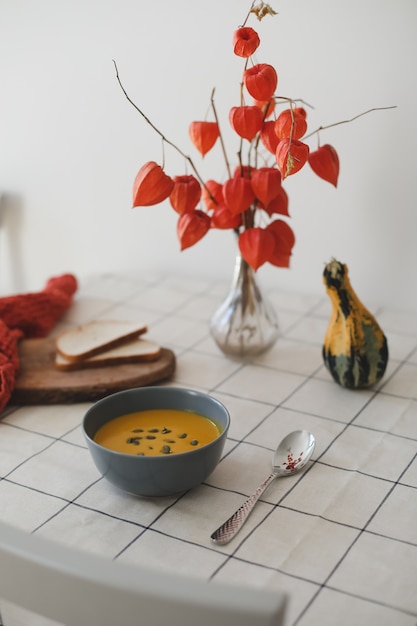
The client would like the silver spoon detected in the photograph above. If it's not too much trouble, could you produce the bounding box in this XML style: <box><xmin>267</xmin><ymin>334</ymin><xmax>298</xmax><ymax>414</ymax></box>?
<box><xmin>210</xmin><ymin>430</ymin><xmax>315</xmax><ymax>545</ymax></box>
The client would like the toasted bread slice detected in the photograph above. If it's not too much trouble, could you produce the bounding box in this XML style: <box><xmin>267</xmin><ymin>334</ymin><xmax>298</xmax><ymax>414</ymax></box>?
<box><xmin>55</xmin><ymin>337</ymin><xmax>161</xmax><ymax>371</ymax></box>
<box><xmin>55</xmin><ymin>320</ymin><xmax>147</xmax><ymax>362</ymax></box>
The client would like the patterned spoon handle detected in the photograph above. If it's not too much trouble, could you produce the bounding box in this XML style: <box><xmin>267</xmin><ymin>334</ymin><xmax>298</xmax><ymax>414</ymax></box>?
<box><xmin>210</xmin><ymin>472</ymin><xmax>277</xmax><ymax>545</ymax></box>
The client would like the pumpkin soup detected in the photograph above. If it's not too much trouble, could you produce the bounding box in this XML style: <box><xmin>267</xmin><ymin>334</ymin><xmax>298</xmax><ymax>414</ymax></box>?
<box><xmin>94</xmin><ymin>409</ymin><xmax>221</xmax><ymax>456</ymax></box>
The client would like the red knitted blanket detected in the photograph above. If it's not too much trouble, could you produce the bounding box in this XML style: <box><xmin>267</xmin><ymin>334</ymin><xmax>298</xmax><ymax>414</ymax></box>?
<box><xmin>0</xmin><ymin>274</ymin><xmax>77</xmax><ymax>413</ymax></box>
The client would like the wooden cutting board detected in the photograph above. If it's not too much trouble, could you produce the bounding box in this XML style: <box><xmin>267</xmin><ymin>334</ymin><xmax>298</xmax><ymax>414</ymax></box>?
<box><xmin>11</xmin><ymin>337</ymin><xmax>176</xmax><ymax>405</ymax></box>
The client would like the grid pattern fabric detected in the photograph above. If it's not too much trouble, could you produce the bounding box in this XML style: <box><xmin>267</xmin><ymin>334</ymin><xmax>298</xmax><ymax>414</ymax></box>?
<box><xmin>0</xmin><ymin>272</ymin><xmax>416</xmax><ymax>626</ymax></box>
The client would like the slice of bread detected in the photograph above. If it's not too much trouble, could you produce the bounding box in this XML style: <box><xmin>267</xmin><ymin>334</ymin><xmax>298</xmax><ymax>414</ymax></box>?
<box><xmin>55</xmin><ymin>337</ymin><xmax>161</xmax><ymax>371</ymax></box>
<box><xmin>55</xmin><ymin>320</ymin><xmax>147</xmax><ymax>363</ymax></box>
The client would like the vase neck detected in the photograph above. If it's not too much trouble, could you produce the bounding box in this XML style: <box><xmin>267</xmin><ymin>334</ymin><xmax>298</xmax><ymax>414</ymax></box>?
<box><xmin>232</xmin><ymin>253</ymin><xmax>254</xmax><ymax>286</ymax></box>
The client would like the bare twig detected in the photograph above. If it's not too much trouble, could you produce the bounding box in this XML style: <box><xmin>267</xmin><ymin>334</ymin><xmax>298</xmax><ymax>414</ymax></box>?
<box><xmin>304</xmin><ymin>105</ymin><xmax>397</xmax><ymax>141</ymax></box>
<box><xmin>241</xmin><ymin>0</ymin><xmax>257</xmax><ymax>27</ymax></box>
<box><xmin>274</xmin><ymin>97</ymin><xmax>315</xmax><ymax>111</ymax></box>
<box><xmin>210</xmin><ymin>88</ymin><xmax>232</xmax><ymax>179</ymax></box>
<box><xmin>113</xmin><ymin>59</ymin><xmax>208</xmax><ymax>191</ymax></box>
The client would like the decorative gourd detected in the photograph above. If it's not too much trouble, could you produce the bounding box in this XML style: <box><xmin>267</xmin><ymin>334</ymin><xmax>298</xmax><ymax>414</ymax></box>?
<box><xmin>322</xmin><ymin>258</ymin><xmax>388</xmax><ymax>389</ymax></box>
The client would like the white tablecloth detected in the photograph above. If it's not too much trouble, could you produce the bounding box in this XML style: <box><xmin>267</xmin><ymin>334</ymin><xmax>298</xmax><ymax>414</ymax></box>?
<box><xmin>1</xmin><ymin>272</ymin><xmax>416</xmax><ymax>626</ymax></box>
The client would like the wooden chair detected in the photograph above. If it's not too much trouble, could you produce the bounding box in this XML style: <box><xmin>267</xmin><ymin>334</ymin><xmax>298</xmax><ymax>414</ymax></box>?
<box><xmin>0</xmin><ymin>520</ymin><xmax>286</xmax><ymax>626</ymax></box>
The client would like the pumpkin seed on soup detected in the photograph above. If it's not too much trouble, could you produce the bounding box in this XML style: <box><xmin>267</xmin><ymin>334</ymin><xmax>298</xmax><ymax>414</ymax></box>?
<box><xmin>126</xmin><ymin>437</ymin><xmax>141</xmax><ymax>445</ymax></box>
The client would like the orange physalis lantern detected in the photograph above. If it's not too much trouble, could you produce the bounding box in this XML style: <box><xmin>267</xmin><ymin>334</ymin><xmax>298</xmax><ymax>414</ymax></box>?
<box><xmin>276</xmin><ymin>139</ymin><xmax>310</xmax><ymax>178</ymax></box>
<box><xmin>250</xmin><ymin>167</ymin><xmax>282</xmax><ymax>207</ymax></box>
<box><xmin>238</xmin><ymin>227</ymin><xmax>276</xmax><ymax>270</ymax></box>
<box><xmin>243</xmin><ymin>63</ymin><xmax>278</xmax><ymax>101</ymax></box>
<box><xmin>266</xmin><ymin>219</ymin><xmax>295</xmax><ymax>267</ymax></box>
<box><xmin>189</xmin><ymin>121</ymin><xmax>220</xmax><ymax>157</ymax></box>
<box><xmin>132</xmin><ymin>161</ymin><xmax>174</xmax><ymax>207</ymax></box>
<box><xmin>309</xmin><ymin>144</ymin><xmax>340</xmax><ymax>187</ymax></box>
<box><xmin>275</xmin><ymin>108</ymin><xmax>308</xmax><ymax>140</ymax></box>
<box><xmin>211</xmin><ymin>205</ymin><xmax>242</xmax><ymax>229</ymax></box>
<box><xmin>229</xmin><ymin>106</ymin><xmax>263</xmax><ymax>141</ymax></box>
<box><xmin>177</xmin><ymin>210</ymin><xmax>211</xmax><ymax>250</ymax></box>
<box><xmin>264</xmin><ymin>186</ymin><xmax>289</xmax><ymax>217</ymax></box>
<box><xmin>202</xmin><ymin>179</ymin><xmax>223</xmax><ymax>211</ymax></box>
<box><xmin>233</xmin><ymin>27</ymin><xmax>260</xmax><ymax>58</ymax></box>
<box><xmin>169</xmin><ymin>175</ymin><xmax>201</xmax><ymax>214</ymax></box>
<box><xmin>253</xmin><ymin>97</ymin><xmax>275</xmax><ymax>119</ymax></box>
<box><xmin>260</xmin><ymin>121</ymin><xmax>280</xmax><ymax>154</ymax></box>
<box><xmin>223</xmin><ymin>176</ymin><xmax>255</xmax><ymax>215</ymax></box>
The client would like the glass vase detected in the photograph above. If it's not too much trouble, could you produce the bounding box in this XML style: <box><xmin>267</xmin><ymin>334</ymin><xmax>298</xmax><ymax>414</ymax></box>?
<box><xmin>210</xmin><ymin>253</ymin><xmax>279</xmax><ymax>359</ymax></box>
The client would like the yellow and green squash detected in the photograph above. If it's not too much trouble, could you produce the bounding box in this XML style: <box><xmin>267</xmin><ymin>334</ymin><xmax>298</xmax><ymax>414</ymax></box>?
<box><xmin>322</xmin><ymin>258</ymin><xmax>388</xmax><ymax>389</ymax></box>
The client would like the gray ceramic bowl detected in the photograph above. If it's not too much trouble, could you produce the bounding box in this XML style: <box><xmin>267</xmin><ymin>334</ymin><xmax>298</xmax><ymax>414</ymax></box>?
<box><xmin>82</xmin><ymin>386</ymin><xmax>230</xmax><ymax>497</ymax></box>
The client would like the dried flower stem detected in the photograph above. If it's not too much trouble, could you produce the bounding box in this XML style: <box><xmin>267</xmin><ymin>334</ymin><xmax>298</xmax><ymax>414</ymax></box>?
<box><xmin>304</xmin><ymin>106</ymin><xmax>397</xmax><ymax>141</ymax></box>
<box><xmin>241</xmin><ymin>1</ymin><xmax>257</xmax><ymax>27</ymax></box>
<box><xmin>113</xmin><ymin>60</ymin><xmax>208</xmax><ymax>193</ymax></box>
<box><xmin>210</xmin><ymin>88</ymin><xmax>232</xmax><ymax>179</ymax></box>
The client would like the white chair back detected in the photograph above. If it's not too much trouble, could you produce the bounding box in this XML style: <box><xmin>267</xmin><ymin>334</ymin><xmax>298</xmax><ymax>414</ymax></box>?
<box><xmin>0</xmin><ymin>520</ymin><xmax>286</xmax><ymax>626</ymax></box>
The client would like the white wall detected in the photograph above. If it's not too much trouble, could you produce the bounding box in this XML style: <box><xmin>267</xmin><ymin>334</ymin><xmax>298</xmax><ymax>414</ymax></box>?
<box><xmin>1</xmin><ymin>0</ymin><xmax>416</xmax><ymax>311</ymax></box>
